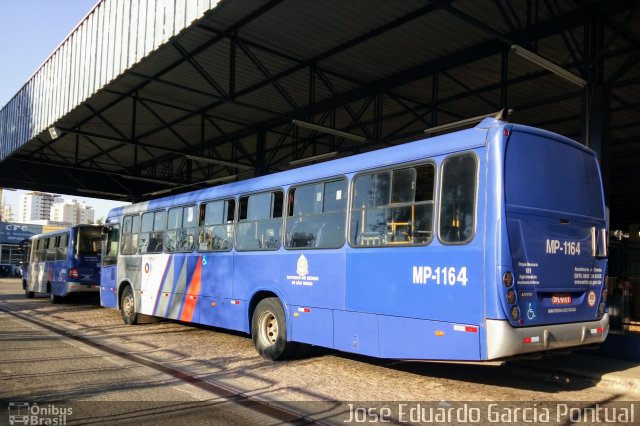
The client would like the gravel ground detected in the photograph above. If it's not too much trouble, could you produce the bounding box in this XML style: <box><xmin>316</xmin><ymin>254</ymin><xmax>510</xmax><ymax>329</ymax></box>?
<box><xmin>1</xmin><ymin>277</ymin><xmax>638</xmax><ymax>405</ymax></box>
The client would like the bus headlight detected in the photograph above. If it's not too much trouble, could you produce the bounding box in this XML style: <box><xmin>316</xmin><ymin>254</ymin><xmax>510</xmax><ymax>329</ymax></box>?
<box><xmin>503</xmin><ymin>272</ymin><xmax>514</xmax><ymax>287</ymax></box>
<box><xmin>601</xmin><ymin>288</ymin><xmax>607</xmax><ymax>301</ymax></box>
<box><xmin>511</xmin><ymin>306</ymin><xmax>520</xmax><ymax>321</ymax></box>
<box><xmin>506</xmin><ymin>289</ymin><xmax>516</xmax><ymax>304</ymax></box>
<box><xmin>598</xmin><ymin>302</ymin><xmax>606</xmax><ymax>316</ymax></box>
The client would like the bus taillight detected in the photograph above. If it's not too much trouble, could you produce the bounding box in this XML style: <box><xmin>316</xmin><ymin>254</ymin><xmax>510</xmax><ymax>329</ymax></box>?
<box><xmin>69</xmin><ymin>268</ymin><xmax>79</xmax><ymax>279</ymax></box>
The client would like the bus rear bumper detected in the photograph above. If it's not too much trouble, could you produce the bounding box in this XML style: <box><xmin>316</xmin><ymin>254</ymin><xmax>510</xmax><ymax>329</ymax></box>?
<box><xmin>62</xmin><ymin>282</ymin><xmax>100</xmax><ymax>296</ymax></box>
<box><xmin>485</xmin><ymin>314</ymin><xmax>609</xmax><ymax>360</ymax></box>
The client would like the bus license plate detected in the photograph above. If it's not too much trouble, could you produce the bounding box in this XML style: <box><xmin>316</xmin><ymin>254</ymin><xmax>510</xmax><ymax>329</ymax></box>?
<box><xmin>551</xmin><ymin>294</ymin><xmax>572</xmax><ymax>305</ymax></box>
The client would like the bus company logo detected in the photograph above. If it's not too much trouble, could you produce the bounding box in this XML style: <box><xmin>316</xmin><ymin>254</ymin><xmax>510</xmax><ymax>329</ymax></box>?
<box><xmin>8</xmin><ymin>402</ymin><xmax>73</xmax><ymax>425</ymax></box>
<box><xmin>587</xmin><ymin>290</ymin><xmax>597</xmax><ymax>307</ymax></box>
<box><xmin>296</xmin><ymin>254</ymin><xmax>309</xmax><ymax>278</ymax></box>
<box><xmin>287</xmin><ymin>254</ymin><xmax>319</xmax><ymax>287</ymax></box>
<box><xmin>144</xmin><ymin>263</ymin><xmax>150</xmax><ymax>274</ymax></box>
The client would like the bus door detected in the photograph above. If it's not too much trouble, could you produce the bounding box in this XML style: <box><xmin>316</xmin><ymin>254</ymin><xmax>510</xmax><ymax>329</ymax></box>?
<box><xmin>76</xmin><ymin>227</ymin><xmax>102</xmax><ymax>283</ymax></box>
<box><xmin>504</xmin><ymin>129</ymin><xmax>607</xmax><ymax>327</ymax></box>
<box><xmin>101</xmin><ymin>224</ymin><xmax>120</xmax><ymax>308</ymax></box>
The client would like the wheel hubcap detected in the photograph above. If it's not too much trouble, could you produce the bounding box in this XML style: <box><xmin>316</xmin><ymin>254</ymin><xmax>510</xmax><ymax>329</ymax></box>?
<box><xmin>123</xmin><ymin>295</ymin><xmax>134</xmax><ymax>317</ymax></box>
<box><xmin>258</xmin><ymin>311</ymin><xmax>278</xmax><ymax>346</ymax></box>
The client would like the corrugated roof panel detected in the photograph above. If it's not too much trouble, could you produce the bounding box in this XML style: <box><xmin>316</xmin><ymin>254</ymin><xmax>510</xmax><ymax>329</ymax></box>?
<box><xmin>0</xmin><ymin>0</ymin><xmax>221</xmax><ymax>161</ymax></box>
<box><xmin>239</xmin><ymin>1</ymin><xmax>425</xmax><ymax>62</ymax></box>
<box><xmin>321</xmin><ymin>9</ymin><xmax>491</xmax><ymax>82</ymax></box>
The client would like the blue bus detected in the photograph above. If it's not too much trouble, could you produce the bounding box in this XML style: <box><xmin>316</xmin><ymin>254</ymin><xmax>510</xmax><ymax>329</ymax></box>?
<box><xmin>24</xmin><ymin>225</ymin><xmax>103</xmax><ymax>303</ymax></box>
<box><xmin>101</xmin><ymin>117</ymin><xmax>609</xmax><ymax>361</ymax></box>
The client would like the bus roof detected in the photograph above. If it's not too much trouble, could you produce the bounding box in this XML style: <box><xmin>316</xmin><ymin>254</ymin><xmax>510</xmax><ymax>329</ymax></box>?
<box><xmin>109</xmin><ymin>122</ymin><xmax>492</xmax><ymax>220</ymax></box>
<box><xmin>108</xmin><ymin>118</ymin><xmax>594</xmax><ymax>220</ymax></box>
<box><xmin>28</xmin><ymin>224</ymin><xmax>102</xmax><ymax>240</ymax></box>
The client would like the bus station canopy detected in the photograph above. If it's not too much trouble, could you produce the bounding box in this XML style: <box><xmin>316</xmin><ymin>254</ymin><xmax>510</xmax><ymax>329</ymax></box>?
<box><xmin>0</xmin><ymin>0</ymin><xmax>638</xmax><ymax>228</ymax></box>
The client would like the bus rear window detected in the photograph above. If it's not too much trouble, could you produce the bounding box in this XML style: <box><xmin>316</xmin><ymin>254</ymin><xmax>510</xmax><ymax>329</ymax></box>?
<box><xmin>77</xmin><ymin>228</ymin><xmax>102</xmax><ymax>255</ymax></box>
<box><xmin>505</xmin><ymin>132</ymin><xmax>604</xmax><ymax>218</ymax></box>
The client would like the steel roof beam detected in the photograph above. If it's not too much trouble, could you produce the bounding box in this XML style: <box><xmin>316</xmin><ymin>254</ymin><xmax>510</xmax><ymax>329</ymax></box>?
<box><xmin>134</xmin><ymin>5</ymin><xmax>588</xmax><ymax>171</ymax></box>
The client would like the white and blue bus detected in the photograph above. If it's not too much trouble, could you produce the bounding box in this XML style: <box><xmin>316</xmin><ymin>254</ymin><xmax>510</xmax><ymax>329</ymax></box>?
<box><xmin>24</xmin><ymin>225</ymin><xmax>103</xmax><ymax>303</ymax></box>
<box><xmin>101</xmin><ymin>117</ymin><xmax>609</xmax><ymax>361</ymax></box>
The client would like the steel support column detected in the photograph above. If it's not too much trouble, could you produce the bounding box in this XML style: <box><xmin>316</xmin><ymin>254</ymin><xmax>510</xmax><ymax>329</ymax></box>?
<box><xmin>580</xmin><ymin>18</ymin><xmax>611</xmax><ymax>205</ymax></box>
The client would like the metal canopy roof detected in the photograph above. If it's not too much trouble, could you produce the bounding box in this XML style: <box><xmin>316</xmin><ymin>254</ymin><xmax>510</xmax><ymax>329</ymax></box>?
<box><xmin>0</xmin><ymin>0</ymin><xmax>638</xmax><ymax>228</ymax></box>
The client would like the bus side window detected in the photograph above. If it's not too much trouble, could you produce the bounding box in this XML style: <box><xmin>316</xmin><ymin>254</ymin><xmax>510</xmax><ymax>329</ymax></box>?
<box><xmin>199</xmin><ymin>199</ymin><xmax>235</xmax><ymax>252</ymax></box>
<box><xmin>56</xmin><ymin>234</ymin><xmax>68</xmax><ymax>261</ymax></box>
<box><xmin>350</xmin><ymin>163</ymin><xmax>435</xmax><ymax>247</ymax></box>
<box><xmin>33</xmin><ymin>239</ymin><xmax>40</xmax><ymax>262</ymax></box>
<box><xmin>46</xmin><ymin>237</ymin><xmax>56</xmax><ymax>261</ymax></box>
<box><xmin>439</xmin><ymin>153</ymin><xmax>478</xmax><ymax>244</ymax></box>
<box><xmin>166</xmin><ymin>207</ymin><xmax>182</xmax><ymax>253</ymax></box>
<box><xmin>37</xmin><ymin>239</ymin><xmax>44</xmax><ymax>262</ymax></box>
<box><xmin>139</xmin><ymin>211</ymin><xmax>166</xmax><ymax>253</ymax></box>
<box><xmin>121</xmin><ymin>214</ymin><xmax>141</xmax><ymax>255</ymax></box>
<box><xmin>285</xmin><ymin>179</ymin><xmax>346</xmax><ymax>249</ymax></box>
<box><xmin>153</xmin><ymin>211</ymin><xmax>166</xmax><ymax>252</ymax></box>
<box><xmin>167</xmin><ymin>205</ymin><xmax>197</xmax><ymax>253</ymax></box>
<box><xmin>103</xmin><ymin>225</ymin><xmax>120</xmax><ymax>266</ymax></box>
<box><xmin>236</xmin><ymin>191</ymin><xmax>283</xmax><ymax>251</ymax></box>
<box><xmin>180</xmin><ymin>205</ymin><xmax>197</xmax><ymax>252</ymax></box>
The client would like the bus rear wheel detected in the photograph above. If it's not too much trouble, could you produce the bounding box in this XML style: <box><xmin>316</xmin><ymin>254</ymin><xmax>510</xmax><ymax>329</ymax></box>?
<box><xmin>120</xmin><ymin>286</ymin><xmax>138</xmax><ymax>325</ymax></box>
<box><xmin>251</xmin><ymin>298</ymin><xmax>296</xmax><ymax>361</ymax></box>
<box><xmin>49</xmin><ymin>285</ymin><xmax>61</xmax><ymax>304</ymax></box>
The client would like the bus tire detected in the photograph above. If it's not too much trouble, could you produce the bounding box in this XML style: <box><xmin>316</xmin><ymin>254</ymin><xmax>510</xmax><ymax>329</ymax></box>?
<box><xmin>47</xmin><ymin>285</ymin><xmax>62</xmax><ymax>305</ymax></box>
<box><xmin>251</xmin><ymin>298</ymin><xmax>296</xmax><ymax>361</ymax></box>
<box><xmin>120</xmin><ymin>286</ymin><xmax>138</xmax><ymax>325</ymax></box>
<box><xmin>25</xmin><ymin>290</ymin><xmax>35</xmax><ymax>299</ymax></box>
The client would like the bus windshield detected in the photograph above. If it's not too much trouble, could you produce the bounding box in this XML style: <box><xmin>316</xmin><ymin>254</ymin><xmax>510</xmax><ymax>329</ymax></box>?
<box><xmin>77</xmin><ymin>227</ymin><xmax>102</xmax><ymax>255</ymax></box>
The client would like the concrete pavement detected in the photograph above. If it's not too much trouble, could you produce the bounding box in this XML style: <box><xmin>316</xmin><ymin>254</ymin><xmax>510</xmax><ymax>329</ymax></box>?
<box><xmin>512</xmin><ymin>351</ymin><xmax>640</xmax><ymax>394</ymax></box>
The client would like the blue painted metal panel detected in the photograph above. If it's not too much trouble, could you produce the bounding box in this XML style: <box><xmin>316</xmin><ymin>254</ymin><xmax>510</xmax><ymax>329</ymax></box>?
<box><xmin>100</xmin><ymin>265</ymin><xmax>118</xmax><ymax>308</ymax></box>
<box><xmin>198</xmin><ymin>295</ymin><xmax>222</xmax><ymax>327</ymax></box>
<box><xmin>333</xmin><ymin>310</ymin><xmax>379</xmax><ymax>357</ymax></box>
<box><xmin>379</xmin><ymin>316</ymin><xmax>480</xmax><ymax>360</ymax></box>
<box><xmin>200</xmin><ymin>252</ymin><xmax>234</xmax><ymax>297</ymax></box>
<box><xmin>290</xmin><ymin>306</ymin><xmax>334</xmax><ymax>348</ymax></box>
<box><xmin>216</xmin><ymin>298</ymin><xmax>246</xmax><ymax>332</ymax></box>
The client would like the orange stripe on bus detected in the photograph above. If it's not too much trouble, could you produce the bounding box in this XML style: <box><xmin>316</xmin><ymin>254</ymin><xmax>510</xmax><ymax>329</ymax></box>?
<box><xmin>180</xmin><ymin>258</ymin><xmax>202</xmax><ymax>322</ymax></box>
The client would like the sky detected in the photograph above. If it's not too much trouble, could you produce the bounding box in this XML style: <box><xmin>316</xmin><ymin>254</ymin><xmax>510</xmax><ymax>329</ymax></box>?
<box><xmin>0</xmin><ymin>0</ymin><xmax>129</xmax><ymax>221</ymax></box>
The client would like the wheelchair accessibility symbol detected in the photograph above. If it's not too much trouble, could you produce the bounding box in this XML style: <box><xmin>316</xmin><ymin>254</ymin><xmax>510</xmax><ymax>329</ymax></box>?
<box><xmin>527</xmin><ymin>303</ymin><xmax>536</xmax><ymax>320</ymax></box>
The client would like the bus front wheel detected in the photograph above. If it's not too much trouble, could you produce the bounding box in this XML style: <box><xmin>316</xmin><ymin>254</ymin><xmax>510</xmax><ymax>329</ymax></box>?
<box><xmin>120</xmin><ymin>286</ymin><xmax>138</xmax><ymax>325</ymax></box>
<box><xmin>25</xmin><ymin>290</ymin><xmax>34</xmax><ymax>299</ymax></box>
<box><xmin>251</xmin><ymin>298</ymin><xmax>296</xmax><ymax>361</ymax></box>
